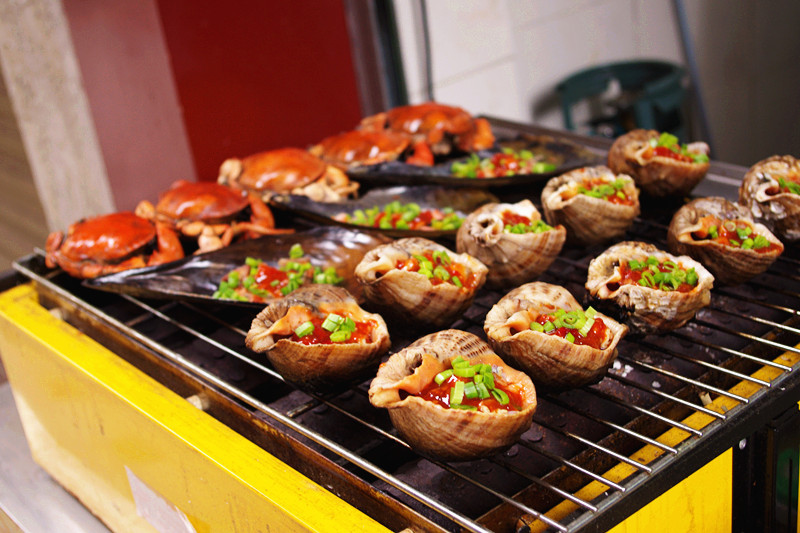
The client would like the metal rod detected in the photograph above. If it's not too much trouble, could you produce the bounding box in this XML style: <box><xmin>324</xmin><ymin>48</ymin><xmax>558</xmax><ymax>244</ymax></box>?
<box><xmin>585</xmin><ymin>383</ymin><xmax>709</xmax><ymax>434</ymax></box>
<box><xmin>618</xmin><ymin>355</ymin><xmax>750</xmax><ymax>404</ymax></box>
<box><xmin>546</xmin><ymin>396</ymin><xmax>678</xmax><ymax>454</ymax></box>
<box><xmin>605</xmin><ymin>373</ymin><xmax>726</xmax><ymax>421</ymax></box>
<box><xmin>517</xmin><ymin>441</ymin><xmax>627</xmax><ymax>493</ymax></box>
<box><xmin>533</xmin><ymin>419</ymin><xmax>653</xmax><ymax>473</ymax></box>
<box><xmin>633</xmin><ymin>338</ymin><xmax>772</xmax><ymax>387</ymax></box>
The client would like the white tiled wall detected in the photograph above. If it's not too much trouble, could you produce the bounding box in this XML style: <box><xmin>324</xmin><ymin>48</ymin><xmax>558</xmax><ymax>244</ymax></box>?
<box><xmin>393</xmin><ymin>1</ymin><xmax>800</xmax><ymax>166</ymax></box>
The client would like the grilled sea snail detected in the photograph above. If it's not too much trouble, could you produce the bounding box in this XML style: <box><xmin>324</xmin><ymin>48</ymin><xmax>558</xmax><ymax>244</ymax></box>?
<box><xmin>667</xmin><ymin>197</ymin><xmax>783</xmax><ymax>285</ymax></box>
<box><xmin>368</xmin><ymin>329</ymin><xmax>537</xmax><ymax>461</ymax></box>
<box><xmin>541</xmin><ymin>166</ymin><xmax>640</xmax><ymax>245</ymax></box>
<box><xmin>738</xmin><ymin>155</ymin><xmax>800</xmax><ymax>241</ymax></box>
<box><xmin>354</xmin><ymin>237</ymin><xmax>488</xmax><ymax>330</ymax></box>
<box><xmin>245</xmin><ymin>285</ymin><xmax>390</xmax><ymax>388</ymax></box>
<box><xmin>607</xmin><ymin>130</ymin><xmax>710</xmax><ymax>197</ymax></box>
<box><xmin>484</xmin><ymin>282</ymin><xmax>627</xmax><ymax>389</ymax></box>
<box><xmin>585</xmin><ymin>241</ymin><xmax>714</xmax><ymax>333</ymax></box>
<box><xmin>455</xmin><ymin>199</ymin><xmax>566</xmax><ymax>289</ymax></box>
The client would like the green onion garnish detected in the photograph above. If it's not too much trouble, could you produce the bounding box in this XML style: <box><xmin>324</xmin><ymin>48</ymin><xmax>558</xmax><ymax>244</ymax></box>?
<box><xmin>294</xmin><ymin>321</ymin><xmax>314</xmax><ymax>338</ymax></box>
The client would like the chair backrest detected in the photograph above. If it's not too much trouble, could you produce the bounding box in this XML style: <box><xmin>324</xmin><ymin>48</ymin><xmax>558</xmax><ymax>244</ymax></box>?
<box><xmin>557</xmin><ymin>60</ymin><xmax>687</xmax><ymax>139</ymax></box>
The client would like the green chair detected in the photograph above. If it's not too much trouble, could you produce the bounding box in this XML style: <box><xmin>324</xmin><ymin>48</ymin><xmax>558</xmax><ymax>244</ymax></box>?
<box><xmin>556</xmin><ymin>60</ymin><xmax>687</xmax><ymax>140</ymax></box>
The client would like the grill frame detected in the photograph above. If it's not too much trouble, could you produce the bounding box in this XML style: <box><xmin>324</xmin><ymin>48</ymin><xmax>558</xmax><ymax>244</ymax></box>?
<box><xmin>7</xmin><ymin>120</ymin><xmax>800</xmax><ymax>532</ymax></box>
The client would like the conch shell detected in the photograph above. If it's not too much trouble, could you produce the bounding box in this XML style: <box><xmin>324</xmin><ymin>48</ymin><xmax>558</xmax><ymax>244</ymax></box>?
<box><xmin>455</xmin><ymin>199</ymin><xmax>565</xmax><ymax>289</ymax></box>
<box><xmin>738</xmin><ymin>155</ymin><xmax>800</xmax><ymax>241</ymax></box>
<box><xmin>667</xmin><ymin>196</ymin><xmax>783</xmax><ymax>285</ymax></box>
<box><xmin>354</xmin><ymin>237</ymin><xmax>488</xmax><ymax>330</ymax></box>
<box><xmin>484</xmin><ymin>282</ymin><xmax>627</xmax><ymax>389</ymax></box>
<box><xmin>541</xmin><ymin>166</ymin><xmax>640</xmax><ymax>245</ymax></box>
<box><xmin>585</xmin><ymin>241</ymin><xmax>714</xmax><ymax>333</ymax></box>
<box><xmin>368</xmin><ymin>329</ymin><xmax>537</xmax><ymax>461</ymax></box>
<box><xmin>245</xmin><ymin>285</ymin><xmax>390</xmax><ymax>388</ymax></box>
<box><xmin>607</xmin><ymin>129</ymin><xmax>710</xmax><ymax>197</ymax></box>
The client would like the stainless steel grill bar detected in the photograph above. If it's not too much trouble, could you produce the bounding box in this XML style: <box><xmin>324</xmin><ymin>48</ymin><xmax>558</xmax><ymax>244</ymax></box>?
<box><xmin>707</xmin><ymin>304</ymin><xmax>800</xmax><ymax>337</ymax></box>
<box><xmin>545</xmin><ymin>396</ymin><xmax>678</xmax><ymax>454</ymax></box>
<box><xmin>488</xmin><ymin>457</ymin><xmax>599</xmax><ymax>512</ymax></box>
<box><xmin>669</xmin><ymin>330</ymin><xmax>792</xmax><ymax>370</ymax></box>
<box><xmin>583</xmin><ymin>384</ymin><xmax>708</xmax><ymax>435</ymax></box>
<box><xmin>691</xmin><ymin>318</ymin><xmax>800</xmax><ymax>356</ymax></box>
<box><xmin>616</xmin><ymin>355</ymin><xmax>749</xmax><ymax>404</ymax></box>
<box><xmin>532</xmin><ymin>419</ymin><xmax>653</xmax><ymax>473</ymax></box>
<box><xmin>631</xmin><ymin>339</ymin><xmax>772</xmax><ymax>387</ymax></box>
<box><xmin>518</xmin><ymin>441</ymin><xmax>627</xmax><ymax>492</ymax></box>
<box><xmin>604</xmin><ymin>374</ymin><xmax>725</xmax><ymax>421</ymax></box>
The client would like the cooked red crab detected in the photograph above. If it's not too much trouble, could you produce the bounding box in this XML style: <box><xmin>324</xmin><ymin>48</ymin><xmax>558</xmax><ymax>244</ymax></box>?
<box><xmin>44</xmin><ymin>211</ymin><xmax>184</xmax><ymax>279</ymax></box>
<box><xmin>218</xmin><ymin>147</ymin><xmax>358</xmax><ymax>202</ymax></box>
<box><xmin>359</xmin><ymin>101</ymin><xmax>496</xmax><ymax>165</ymax></box>
<box><xmin>136</xmin><ymin>180</ymin><xmax>292</xmax><ymax>253</ymax></box>
<box><xmin>309</xmin><ymin>129</ymin><xmax>413</xmax><ymax>169</ymax></box>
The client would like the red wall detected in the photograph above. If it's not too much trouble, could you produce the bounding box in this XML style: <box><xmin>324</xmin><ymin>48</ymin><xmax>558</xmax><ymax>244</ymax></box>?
<box><xmin>64</xmin><ymin>0</ymin><xmax>365</xmax><ymax>211</ymax></box>
<box><xmin>155</xmin><ymin>0</ymin><xmax>364</xmax><ymax>181</ymax></box>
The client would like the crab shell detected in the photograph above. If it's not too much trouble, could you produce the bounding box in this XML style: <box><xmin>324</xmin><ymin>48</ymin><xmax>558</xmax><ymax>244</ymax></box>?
<box><xmin>245</xmin><ymin>285</ymin><xmax>391</xmax><ymax>388</ymax></box>
<box><xmin>667</xmin><ymin>196</ymin><xmax>784</xmax><ymax>285</ymax></box>
<box><xmin>217</xmin><ymin>147</ymin><xmax>358</xmax><ymax>202</ymax></box>
<box><xmin>541</xmin><ymin>166</ymin><xmax>640</xmax><ymax>245</ymax></box>
<box><xmin>308</xmin><ymin>129</ymin><xmax>412</xmax><ymax>169</ymax></box>
<box><xmin>359</xmin><ymin>102</ymin><xmax>495</xmax><ymax>156</ymax></box>
<box><xmin>738</xmin><ymin>155</ymin><xmax>800</xmax><ymax>241</ymax></box>
<box><xmin>136</xmin><ymin>180</ymin><xmax>288</xmax><ymax>253</ymax></box>
<box><xmin>368</xmin><ymin>329</ymin><xmax>537</xmax><ymax>461</ymax></box>
<box><xmin>585</xmin><ymin>241</ymin><xmax>714</xmax><ymax>333</ymax></box>
<box><xmin>44</xmin><ymin>211</ymin><xmax>183</xmax><ymax>279</ymax></box>
<box><xmin>354</xmin><ymin>237</ymin><xmax>488</xmax><ymax>330</ymax></box>
<box><xmin>455</xmin><ymin>200</ymin><xmax>566</xmax><ymax>289</ymax></box>
<box><xmin>607</xmin><ymin>129</ymin><xmax>710</xmax><ymax>197</ymax></box>
<box><xmin>484</xmin><ymin>282</ymin><xmax>627</xmax><ymax>390</ymax></box>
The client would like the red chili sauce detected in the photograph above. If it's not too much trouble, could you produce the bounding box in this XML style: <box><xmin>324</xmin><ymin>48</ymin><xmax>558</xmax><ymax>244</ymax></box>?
<box><xmin>532</xmin><ymin>315</ymin><xmax>608</xmax><ymax>350</ymax></box>
<box><xmin>417</xmin><ymin>374</ymin><xmax>523</xmax><ymax>412</ymax></box>
<box><xmin>691</xmin><ymin>215</ymin><xmax>782</xmax><ymax>254</ymax></box>
<box><xmin>289</xmin><ymin>315</ymin><xmax>376</xmax><ymax>345</ymax></box>
<box><xmin>252</xmin><ymin>263</ymin><xmax>291</xmax><ymax>299</ymax></box>
<box><xmin>395</xmin><ymin>250</ymin><xmax>479</xmax><ymax>289</ymax></box>
<box><xmin>501</xmin><ymin>210</ymin><xmax>531</xmax><ymax>226</ymax></box>
<box><xmin>650</xmin><ymin>145</ymin><xmax>694</xmax><ymax>163</ymax></box>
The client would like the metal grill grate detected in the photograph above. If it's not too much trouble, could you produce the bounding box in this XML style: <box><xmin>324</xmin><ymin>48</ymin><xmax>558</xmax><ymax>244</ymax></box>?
<box><xmin>11</xmin><ymin>123</ymin><xmax>800</xmax><ymax>532</ymax></box>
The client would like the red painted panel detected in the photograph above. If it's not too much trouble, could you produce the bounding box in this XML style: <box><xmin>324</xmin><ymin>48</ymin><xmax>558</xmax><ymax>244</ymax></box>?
<box><xmin>156</xmin><ymin>0</ymin><xmax>364</xmax><ymax>181</ymax></box>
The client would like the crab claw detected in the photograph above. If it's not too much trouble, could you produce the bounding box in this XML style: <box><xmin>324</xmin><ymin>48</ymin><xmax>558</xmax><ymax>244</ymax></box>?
<box><xmin>404</xmin><ymin>140</ymin><xmax>435</xmax><ymax>166</ymax></box>
<box><xmin>148</xmin><ymin>222</ymin><xmax>184</xmax><ymax>265</ymax></box>
<box><xmin>45</xmin><ymin>231</ymin><xmax>65</xmax><ymax>269</ymax></box>
<box><xmin>459</xmin><ymin>117</ymin><xmax>495</xmax><ymax>152</ymax></box>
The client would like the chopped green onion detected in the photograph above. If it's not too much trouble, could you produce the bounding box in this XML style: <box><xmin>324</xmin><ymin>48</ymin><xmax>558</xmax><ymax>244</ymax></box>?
<box><xmin>294</xmin><ymin>321</ymin><xmax>314</xmax><ymax>338</ymax></box>
<box><xmin>321</xmin><ymin>313</ymin><xmax>344</xmax><ymax>332</ymax></box>
<box><xmin>450</xmin><ymin>381</ymin><xmax>465</xmax><ymax>407</ymax></box>
<box><xmin>329</xmin><ymin>330</ymin><xmax>350</xmax><ymax>343</ymax></box>
<box><xmin>579</xmin><ymin>307</ymin><xmax>597</xmax><ymax>336</ymax></box>
<box><xmin>434</xmin><ymin>369</ymin><xmax>453</xmax><ymax>385</ymax></box>
<box><xmin>491</xmin><ymin>388</ymin><xmax>509</xmax><ymax>405</ymax></box>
